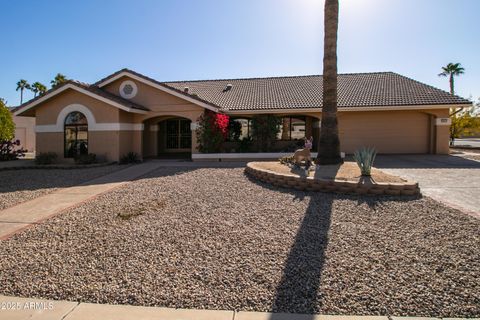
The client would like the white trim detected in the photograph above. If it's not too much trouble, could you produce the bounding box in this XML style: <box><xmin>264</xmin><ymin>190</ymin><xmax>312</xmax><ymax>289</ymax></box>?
<box><xmin>190</xmin><ymin>122</ymin><xmax>199</xmax><ymax>130</ymax></box>
<box><xmin>34</xmin><ymin>104</ymin><xmax>144</xmax><ymax>133</ymax></box>
<box><xmin>13</xmin><ymin>83</ymin><xmax>148</xmax><ymax>116</ymax></box>
<box><xmin>35</xmin><ymin>123</ymin><xmax>144</xmax><ymax>133</ymax></box>
<box><xmin>97</xmin><ymin>71</ymin><xmax>219</xmax><ymax>112</ymax></box>
<box><xmin>435</xmin><ymin>118</ymin><xmax>452</xmax><ymax>126</ymax></box>
<box><xmin>119</xmin><ymin>80</ymin><xmax>138</xmax><ymax>99</ymax></box>
<box><xmin>192</xmin><ymin>152</ymin><xmax>319</xmax><ymax>160</ymax></box>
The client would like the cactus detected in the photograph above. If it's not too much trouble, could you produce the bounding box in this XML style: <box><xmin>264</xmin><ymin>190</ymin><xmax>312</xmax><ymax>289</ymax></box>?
<box><xmin>353</xmin><ymin>147</ymin><xmax>377</xmax><ymax>176</ymax></box>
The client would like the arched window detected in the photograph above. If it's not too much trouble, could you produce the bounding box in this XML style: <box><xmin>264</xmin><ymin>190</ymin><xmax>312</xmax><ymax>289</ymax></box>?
<box><xmin>64</xmin><ymin>111</ymin><xmax>88</xmax><ymax>158</ymax></box>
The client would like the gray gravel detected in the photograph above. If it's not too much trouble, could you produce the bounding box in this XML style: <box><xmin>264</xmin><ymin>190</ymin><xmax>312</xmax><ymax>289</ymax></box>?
<box><xmin>0</xmin><ymin>166</ymin><xmax>478</xmax><ymax>317</ymax></box>
<box><xmin>0</xmin><ymin>165</ymin><xmax>125</xmax><ymax>210</ymax></box>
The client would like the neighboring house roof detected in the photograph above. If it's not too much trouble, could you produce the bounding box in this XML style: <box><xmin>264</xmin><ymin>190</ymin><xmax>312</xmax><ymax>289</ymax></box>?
<box><xmin>14</xmin><ymin>80</ymin><xmax>148</xmax><ymax>116</ymax></box>
<box><xmin>164</xmin><ymin>72</ymin><xmax>471</xmax><ymax>111</ymax></box>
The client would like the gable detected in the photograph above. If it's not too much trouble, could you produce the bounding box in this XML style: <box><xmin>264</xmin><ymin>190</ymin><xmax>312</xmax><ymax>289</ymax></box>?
<box><xmin>14</xmin><ymin>82</ymin><xmax>148</xmax><ymax>117</ymax></box>
<box><xmin>97</xmin><ymin>70</ymin><xmax>219</xmax><ymax>112</ymax></box>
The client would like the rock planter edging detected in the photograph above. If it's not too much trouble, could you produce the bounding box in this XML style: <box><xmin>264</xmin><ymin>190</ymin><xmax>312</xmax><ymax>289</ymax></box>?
<box><xmin>245</xmin><ymin>162</ymin><xmax>420</xmax><ymax>196</ymax></box>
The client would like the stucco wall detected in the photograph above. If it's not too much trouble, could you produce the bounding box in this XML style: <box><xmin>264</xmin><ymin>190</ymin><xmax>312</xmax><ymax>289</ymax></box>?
<box><xmin>35</xmin><ymin>90</ymin><xmax>122</xmax><ymax>125</ymax></box>
<box><xmin>13</xmin><ymin>115</ymin><xmax>35</xmax><ymax>152</ymax></box>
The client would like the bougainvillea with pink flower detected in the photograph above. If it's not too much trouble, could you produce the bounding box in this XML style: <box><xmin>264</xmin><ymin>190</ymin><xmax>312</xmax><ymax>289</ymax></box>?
<box><xmin>196</xmin><ymin>111</ymin><xmax>230</xmax><ymax>153</ymax></box>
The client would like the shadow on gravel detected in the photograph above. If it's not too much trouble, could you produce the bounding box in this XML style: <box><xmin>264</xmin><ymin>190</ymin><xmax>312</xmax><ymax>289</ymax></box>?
<box><xmin>269</xmin><ymin>194</ymin><xmax>333</xmax><ymax>318</ymax></box>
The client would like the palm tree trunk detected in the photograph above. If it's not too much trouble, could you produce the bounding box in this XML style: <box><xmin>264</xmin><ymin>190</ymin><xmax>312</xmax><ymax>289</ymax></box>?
<box><xmin>20</xmin><ymin>89</ymin><xmax>23</xmax><ymax>104</ymax></box>
<box><xmin>449</xmin><ymin>74</ymin><xmax>454</xmax><ymax>95</ymax></box>
<box><xmin>316</xmin><ymin>0</ymin><xmax>342</xmax><ymax>165</ymax></box>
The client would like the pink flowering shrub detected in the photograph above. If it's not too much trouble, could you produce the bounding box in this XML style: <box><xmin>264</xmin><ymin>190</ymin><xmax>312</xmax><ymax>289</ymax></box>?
<box><xmin>196</xmin><ymin>111</ymin><xmax>230</xmax><ymax>153</ymax></box>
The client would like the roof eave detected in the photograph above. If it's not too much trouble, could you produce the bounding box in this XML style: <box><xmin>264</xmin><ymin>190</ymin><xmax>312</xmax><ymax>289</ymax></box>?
<box><xmin>14</xmin><ymin>83</ymin><xmax>148</xmax><ymax>117</ymax></box>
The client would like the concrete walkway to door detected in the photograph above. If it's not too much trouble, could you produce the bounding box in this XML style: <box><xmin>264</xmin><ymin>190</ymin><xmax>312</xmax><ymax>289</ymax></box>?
<box><xmin>0</xmin><ymin>162</ymin><xmax>165</xmax><ymax>240</ymax></box>
<box><xmin>375</xmin><ymin>154</ymin><xmax>480</xmax><ymax>218</ymax></box>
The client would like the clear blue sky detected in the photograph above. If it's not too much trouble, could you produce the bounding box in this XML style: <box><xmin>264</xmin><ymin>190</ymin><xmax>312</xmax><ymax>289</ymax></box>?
<box><xmin>1</xmin><ymin>0</ymin><xmax>479</xmax><ymax>106</ymax></box>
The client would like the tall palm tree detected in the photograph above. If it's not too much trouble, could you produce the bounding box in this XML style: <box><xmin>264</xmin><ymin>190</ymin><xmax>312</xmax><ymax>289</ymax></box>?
<box><xmin>316</xmin><ymin>0</ymin><xmax>341</xmax><ymax>165</ymax></box>
<box><xmin>16</xmin><ymin>79</ymin><xmax>31</xmax><ymax>104</ymax></box>
<box><xmin>438</xmin><ymin>62</ymin><xmax>465</xmax><ymax>95</ymax></box>
<box><xmin>50</xmin><ymin>73</ymin><xmax>67</xmax><ymax>88</ymax></box>
<box><xmin>31</xmin><ymin>82</ymin><xmax>48</xmax><ymax>97</ymax></box>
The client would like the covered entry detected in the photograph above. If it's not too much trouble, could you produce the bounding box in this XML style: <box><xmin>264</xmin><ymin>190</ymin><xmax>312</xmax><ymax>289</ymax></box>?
<box><xmin>142</xmin><ymin>116</ymin><xmax>193</xmax><ymax>159</ymax></box>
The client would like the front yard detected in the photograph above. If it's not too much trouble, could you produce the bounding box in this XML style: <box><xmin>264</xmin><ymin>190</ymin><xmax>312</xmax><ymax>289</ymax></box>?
<box><xmin>0</xmin><ymin>165</ymin><xmax>124</xmax><ymax>210</ymax></box>
<box><xmin>0</xmin><ymin>166</ymin><xmax>478</xmax><ymax>317</ymax></box>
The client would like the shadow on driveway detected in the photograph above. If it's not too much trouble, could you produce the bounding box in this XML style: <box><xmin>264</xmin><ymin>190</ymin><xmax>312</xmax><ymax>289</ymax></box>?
<box><xmin>375</xmin><ymin>154</ymin><xmax>480</xmax><ymax>169</ymax></box>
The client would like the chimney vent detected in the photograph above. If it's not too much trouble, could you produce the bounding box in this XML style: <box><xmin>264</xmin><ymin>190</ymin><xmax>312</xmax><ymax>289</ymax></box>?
<box><xmin>184</xmin><ymin>87</ymin><xmax>189</xmax><ymax>93</ymax></box>
<box><xmin>223</xmin><ymin>84</ymin><xmax>233</xmax><ymax>92</ymax></box>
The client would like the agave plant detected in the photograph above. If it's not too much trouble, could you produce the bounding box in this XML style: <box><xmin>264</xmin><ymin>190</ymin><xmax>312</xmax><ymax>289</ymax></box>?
<box><xmin>353</xmin><ymin>147</ymin><xmax>377</xmax><ymax>176</ymax></box>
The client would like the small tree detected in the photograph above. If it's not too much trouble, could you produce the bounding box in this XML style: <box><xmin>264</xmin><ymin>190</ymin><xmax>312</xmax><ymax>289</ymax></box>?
<box><xmin>450</xmin><ymin>104</ymin><xmax>480</xmax><ymax>145</ymax></box>
<box><xmin>251</xmin><ymin>115</ymin><xmax>281</xmax><ymax>152</ymax></box>
<box><xmin>196</xmin><ymin>111</ymin><xmax>229</xmax><ymax>153</ymax></box>
<box><xmin>0</xmin><ymin>98</ymin><xmax>15</xmax><ymax>142</ymax></box>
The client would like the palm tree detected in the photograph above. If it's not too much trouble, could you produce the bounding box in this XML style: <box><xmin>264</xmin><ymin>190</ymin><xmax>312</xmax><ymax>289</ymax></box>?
<box><xmin>438</xmin><ymin>62</ymin><xmax>465</xmax><ymax>95</ymax></box>
<box><xmin>16</xmin><ymin>79</ymin><xmax>31</xmax><ymax>104</ymax></box>
<box><xmin>31</xmin><ymin>82</ymin><xmax>48</xmax><ymax>97</ymax></box>
<box><xmin>50</xmin><ymin>73</ymin><xmax>67</xmax><ymax>88</ymax></box>
<box><xmin>316</xmin><ymin>0</ymin><xmax>341</xmax><ymax>165</ymax></box>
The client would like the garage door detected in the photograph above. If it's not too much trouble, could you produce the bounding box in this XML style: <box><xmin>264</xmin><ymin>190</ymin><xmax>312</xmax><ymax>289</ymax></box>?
<box><xmin>338</xmin><ymin>111</ymin><xmax>430</xmax><ymax>154</ymax></box>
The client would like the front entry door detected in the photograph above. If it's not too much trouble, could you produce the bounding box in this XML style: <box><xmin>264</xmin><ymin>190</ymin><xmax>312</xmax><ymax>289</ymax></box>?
<box><xmin>164</xmin><ymin>119</ymin><xmax>191</xmax><ymax>152</ymax></box>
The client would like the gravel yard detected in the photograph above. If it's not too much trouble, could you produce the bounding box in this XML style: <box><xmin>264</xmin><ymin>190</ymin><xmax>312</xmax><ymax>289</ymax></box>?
<box><xmin>0</xmin><ymin>166</ymin><xmax>479</xmax><ymax>317</ymax></box>
<box><xmin>0</xmin><ymin>165</ymin><xmax>125</xmax><ymax>210</ymax></box>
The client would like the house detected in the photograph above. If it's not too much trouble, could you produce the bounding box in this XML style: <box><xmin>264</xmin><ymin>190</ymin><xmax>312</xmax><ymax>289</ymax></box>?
<box><xmin>14</xmin><ymin>69</ymin><xmax>471</xmax><ymax>162</ymax></box>
<box><xmin>11</xmin><ymin>112</ymin><xmax>35</xmax><ymax>154</ymax></box>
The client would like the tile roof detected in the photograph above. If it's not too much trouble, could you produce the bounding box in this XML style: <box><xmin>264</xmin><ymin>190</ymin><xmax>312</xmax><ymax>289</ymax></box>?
<box><xmin>164</xmin><ymin>72</ymin><xmax>471</xmax><ymax>111</ymax></box>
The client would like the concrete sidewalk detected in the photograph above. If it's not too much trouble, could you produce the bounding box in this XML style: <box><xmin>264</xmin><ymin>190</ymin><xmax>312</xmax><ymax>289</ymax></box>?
<box><xmin>0</xmin><ymin>162</ymin><xmax>163</xmax><ymax>240</ymax></box>
<box><xmin>0</xmin><ymin>295</ymin><xmax>475</xmax><ymax>320</ymax></box>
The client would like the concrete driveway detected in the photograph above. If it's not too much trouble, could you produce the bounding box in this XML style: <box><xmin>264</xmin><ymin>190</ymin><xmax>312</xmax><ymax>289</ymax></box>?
<box><xmin>375</xmin><ymin>154</ymin><xmax>480</xmax><ymax>217</ymax></box>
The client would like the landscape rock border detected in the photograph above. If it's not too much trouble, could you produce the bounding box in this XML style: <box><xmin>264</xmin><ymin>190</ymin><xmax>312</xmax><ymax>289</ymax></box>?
<box><xmin>245</xmin><ymin>162</ymin><xmax>420</xmax><ymax>196</ymax></box>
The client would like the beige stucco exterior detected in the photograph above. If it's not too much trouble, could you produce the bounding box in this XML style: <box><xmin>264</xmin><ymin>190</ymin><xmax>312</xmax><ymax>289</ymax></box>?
<box><xmin>15</xmin><ymin>73</ymin><xmax>454</xmax><ymax>162</ymax></box>
<box><xmin>13</xmin><ymin>115</ymin><xmax>35</xmax><ymax>153</ymax></box>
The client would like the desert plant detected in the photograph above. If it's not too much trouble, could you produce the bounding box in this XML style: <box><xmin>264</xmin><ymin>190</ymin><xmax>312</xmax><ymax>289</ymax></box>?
<box><xmin>251</xmin><ymin>115</ymin><xmax>281</xmax><ymax>152</ymax></box>
<box><xmin>74</xmin><ymin>153</ymin><xmax>96</xmax><ymax>164</ymax></box>
<box><xmin>353</xmin><ymin>147</ymin><xmax>377</xmax><ymax>176</ymax></box>
<box><xmin>0</xmin><ymin>140</ymin><xmax>26</xmax><ymax>161</ymax></box>
<box><xmin>196</xmin><ymin>111</ymin><xmax>229</xmax><ymax>153</ymax></box>
<box><xmin>35</xmin><ymin>152</ymin><xmax>58</xmax><ymax>165</ymax></box>
<box><xmin>120</xmin><ymin>152</ymin><xmax>141</xmax><ymax>164</ymax></box>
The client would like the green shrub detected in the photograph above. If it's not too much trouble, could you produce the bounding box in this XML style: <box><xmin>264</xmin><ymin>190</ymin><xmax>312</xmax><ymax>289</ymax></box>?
<box><xmin>0</xmin><ymin>98</ymin><xmax>14</xmax><ymax>142</ymax></box>
<box><xmin>75</xmin><ymin>153</ymin><xmax>96</xmax><ymax>165</ymax></box>
<box><xmin>251</xmin><ymin>115</ymin><xmax>281</xmax><ymax>152</ymax></box>
<box><xmin>238</xmin><ymin>136</ymin><xmax>253</xmax><ymax>152</ymax></box>
<box><xmin>120</xmin><ymin>152</ymin><xmax>141</xmax><ymax>164</ymax></box>
<box><xmin>35</xmin><ymin>152</ymin><xmax>58</xmax><ymax>165</ymax></box>
<box><xmin>196</xmin><ymin>111</ymin><xmax>229</xmax><ymax>153</ymax></box>
<box><xmin>353</xmin><ymin>147</ymin><xmax>377</xmax><ymax>176</ymax></box>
